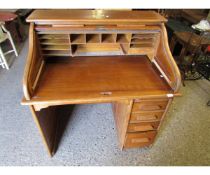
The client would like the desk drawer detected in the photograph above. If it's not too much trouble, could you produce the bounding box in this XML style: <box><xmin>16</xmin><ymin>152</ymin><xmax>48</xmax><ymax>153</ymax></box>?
<box><xmin>124</xmin><ymin>131</ymin><xmax>157</xmax><ymax>148</ymax></box>
<box><xmin>132</xmin><ymin>99</ymin><xmax>168</xmax><ymax>112</ymax></box>
<box><xmin>130</xmin><ymin>111</ymin><xmax>164</xmax><ymax>122</ymax></box>
<box><xmin>127</xmin><ymin>121</ymin><xmax>160</xmax><ymax>132</ymax></box>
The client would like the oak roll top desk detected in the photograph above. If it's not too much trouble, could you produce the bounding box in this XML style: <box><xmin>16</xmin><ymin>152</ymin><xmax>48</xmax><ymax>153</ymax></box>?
<box><xmin>21</xmin><ymin>10</ymin><xmax>181</xmax><ymax>157</ymax></box>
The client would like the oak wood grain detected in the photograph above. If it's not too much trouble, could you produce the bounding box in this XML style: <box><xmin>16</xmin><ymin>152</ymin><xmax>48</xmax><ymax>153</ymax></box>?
<box><xmin>22</xmin><ymin>23</ymin><xmax>44</xmax><ymax>100</ymax></box>
<box><xmin>30</xmin><ymin>56</ymin><xmax>171</xmax><ymax>103</ymax></box>
<box><xmin>154</xmin><ymin>24</ymin><xmax>181</xmax><ymax>92</ymax></box>
<box><xmin>124</xmin><ymin>131</ymin><xmax>157</xmax><ymax>148</ymax></box>
<box><xmin>27</xmin><ymin>10</ymin><xmax>167</xmax><ymax>25</ymax></box>
<box><xmin>30</xmin><ymin>105</ymin><xmax>58</xmax><ymax>156</ymax></box>
<box><xmin>132</xmin><ymin>99</ymin><xmax>168</xmax><ymax>112</ymax></box>
<box><xmin>127</xmin><ymin>121</ymin><xmax>160</xmax><ymax>132</ymax></box>
<box><xmin>130</xmin><ymin>111</ymin><xmax>164</xmax><ymax>123</ymax></box>
<box><xmin>112</xmin><ymin>100</ymin><xmax>133</xmax><ymax>149</ymax></box>
<box><xmin>21</xmin><ymin>10</ymin><xmax>181</xmax><ymax>156</ymax></box>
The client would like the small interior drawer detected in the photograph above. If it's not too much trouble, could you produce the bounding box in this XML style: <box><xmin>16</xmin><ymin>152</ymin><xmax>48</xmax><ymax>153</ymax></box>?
<box><xmin>124</xmin><ymin>131</ymin><xmax>157</xmax><ymax>148</ymax></box>
<box><xmin>127</xmin><ymin>121</ymin><xmax>160</xmax><ymax>132</ymax></box>
<box><xmin>130</xmin><ymin>111</ymin><xmax>164</xmax><ymax>122</ymax></box>
<box><xmin>132</xmin><ymin>99</ymin><xmax>168</xmax><ymax>112</ymax></box>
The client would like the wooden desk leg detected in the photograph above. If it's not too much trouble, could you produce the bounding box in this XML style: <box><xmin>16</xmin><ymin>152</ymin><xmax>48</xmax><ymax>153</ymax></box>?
<box><xmin>112</xmin><ymin>100</ymin><xmax>133</xmax><ymax>149</ymax></box>
<box><xmin>29</xmin><ymin>105</ymin><xmax>74</xmax><ymax>156</ymax></box>
<box><xmin>30</xmin><ymin>105</ymin><xmax>59</xmax><ymax>157</ymax></box>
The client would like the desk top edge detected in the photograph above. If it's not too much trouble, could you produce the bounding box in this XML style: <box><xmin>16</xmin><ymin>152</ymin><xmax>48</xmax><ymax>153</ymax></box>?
<box><xmin>26</xmin><ymin>10</ymin><xmax>167</xmax><ymax>24</ymax></box>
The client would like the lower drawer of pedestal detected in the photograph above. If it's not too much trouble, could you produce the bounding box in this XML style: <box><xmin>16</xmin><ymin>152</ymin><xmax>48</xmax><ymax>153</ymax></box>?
<box><xmin>130</xmin><ymin>111</ymin><xmax>164</xmax><ymax>122</ymax></box>
<box><xmin>124</xmin><ymin>131</ymin><xmax>157</xmax><ymax>148</ymax></box>
<box><xmin>127</xmin><ymin>121</ymin><xmax>160</xmax><ymax>132</ymax></box>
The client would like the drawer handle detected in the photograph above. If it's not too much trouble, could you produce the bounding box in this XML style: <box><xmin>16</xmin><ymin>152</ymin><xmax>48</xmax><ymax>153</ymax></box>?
<box><xmin>100</xmin><ymin>91</ymin><xmax>112</xmax><ymax>95</ymax></box>
<box><xmin>133</xmin><ymin>125</ymin><xmax>154</xmax><ymax>131</ymax></box>
<box><xmin>141</xmin><ymin>104</ymin><xmax>163</xmax><ymax>110</ymax></box>
<box><xmin>136</xmin><ymin>115</ymin><xmax>158</xmax><ymax>121</ymax></box>
<box><xmin>131</xmin><ymin>137</ymin><xmax>150</xmax><ymax>143</ymax></box>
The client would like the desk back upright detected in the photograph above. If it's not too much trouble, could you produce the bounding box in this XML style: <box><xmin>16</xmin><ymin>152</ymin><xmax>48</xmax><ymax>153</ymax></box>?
<box><xmin>21</xmin><ymin>10</ymin><xmax>181</xmax><ymax>156</ymax></box>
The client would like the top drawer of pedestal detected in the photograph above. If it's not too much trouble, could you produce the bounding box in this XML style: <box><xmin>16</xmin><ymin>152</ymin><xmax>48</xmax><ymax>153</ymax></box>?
<box><xmin>26</xmin><ymin>10</ymin><xmax>167</xmax><ymax>25</ymax></box>
<box><xmin>132</xmin><ymin>98</ymin><xmax>169</xmax><ymax>112</ymax></box>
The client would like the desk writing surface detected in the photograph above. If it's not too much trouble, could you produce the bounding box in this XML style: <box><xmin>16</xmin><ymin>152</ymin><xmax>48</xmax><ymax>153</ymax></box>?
<box><xmin>31</xmin><ymin>56</ymin><xmax>171</xmax><ymax>103</ymax></box>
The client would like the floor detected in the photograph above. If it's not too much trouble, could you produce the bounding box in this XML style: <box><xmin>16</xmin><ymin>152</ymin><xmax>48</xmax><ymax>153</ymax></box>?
<box><xmin>0</xmin><ymin>39</ymin><xmax>210</xmax><ymax>166</ymax></box>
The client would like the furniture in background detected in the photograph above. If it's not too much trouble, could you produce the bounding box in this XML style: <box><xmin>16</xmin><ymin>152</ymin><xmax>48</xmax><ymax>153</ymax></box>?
<box><xmin>0</xmin><ymin>11</ymin><xmax>25</xmax><ymax>44</ymax></box>
<box><xmin>158</xmin><ymin>9</ymin><xmax>182</xmax><ymax>19</ymax></box>
<box><xmin>166</xmin><ymin>9</ymin><xmax>209</xmax><ymax>42</ymax></box>
<box><xmin>170</xmin><ymin>32</ymin><xmax>204</xmax><ymax>62</ymax></box>
<box><xmin>0</xmin><ymin>11</ymin><xmax>17</xmax><ymax>21</ymax></box>
<box><xmin>0</xmin><ymin>22</ymin><xmax>18</xmax><ymax>69</ymax></box>
<box><xmin>166</xmin><ymin>18</ymin><xmax>194</xmax><ymax>40</ymax></box>
<box><xmin>164</xmin><ymin>10</ymin><xmax>210</xmax><ymax>100</ymax></box>
<box><xmin>12</xmin><ymin>9</ymin><xmax>33</xmax><ymax>41</ymax></box>
<box><xmin>21</xmin><ymin>10</ymin><xmax>181</xmax><ymax>156</ymax></box>
<box><xmin>169</xmin><ymin>31</ymin><xmax>210</xmax><ymax>83</ymax></box>
<box><xmin>196</xmin><ymin>45</ymin><xmax>210</xmax><ymax>106</ymax></box>
<box><xmin>15</xmin><ymin>9</ymin><xmax>33</xmax><ymax>24</ymax></box>
<box><xmin>181</xmin><ymin>10</ymin><xmax>209</xmax><ymax>24</ymax></box>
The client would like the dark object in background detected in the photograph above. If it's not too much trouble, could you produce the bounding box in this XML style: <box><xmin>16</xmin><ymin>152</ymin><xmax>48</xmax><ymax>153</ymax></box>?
<box><xmin>196</xmin><ymin>62</ymin><xmax>210</xmax><ymax>81</ymax></box>
<box><xmin>15</xmin><ymin>9</ymin><xmax>33</xmax><ymax>24</ymax></box>
<box><xmin>5</xmin><ymin>20</ymin><xmax>23</xmax><ymax>43</ymax></box>
<box><xmin>4</xmin><ymin>10</ymin><xmax>32</xmax><ymax>44</ymax></box>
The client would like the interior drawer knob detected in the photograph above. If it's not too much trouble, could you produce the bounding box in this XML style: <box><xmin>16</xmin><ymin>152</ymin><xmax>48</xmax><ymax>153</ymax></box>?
<box><xmin>141</xmin><ymin>104</ymin><xmax>163</xmax><ymax>110</ymax></box>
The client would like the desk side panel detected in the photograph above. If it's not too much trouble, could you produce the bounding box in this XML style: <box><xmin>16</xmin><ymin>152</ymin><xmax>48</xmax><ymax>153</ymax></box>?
<box><xmin>30</xmin><ymin>105</ymin><xmax>58</xmax><ymax>156</ymax></box>
<box><xmin>154</xmin><ymin>23</ymin><xmax>181</xmax><ymax>93</ymax></box>
<box><xmin>23</xmin><ymin>23</ymin><xmax>44</xmax><ymax>100</ymax></box>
